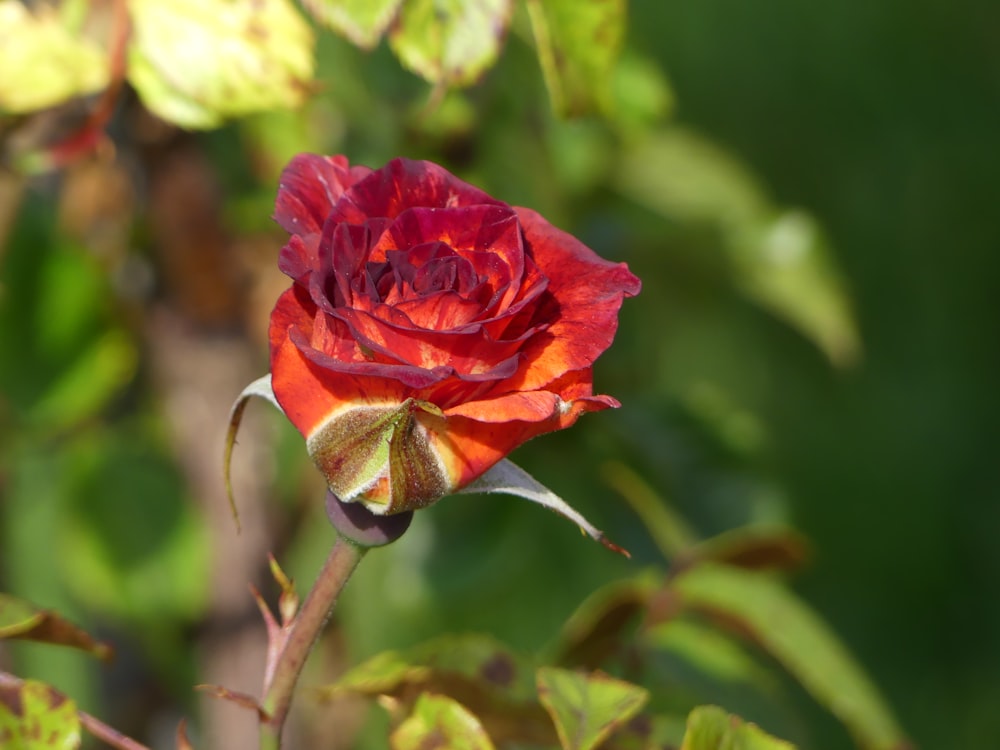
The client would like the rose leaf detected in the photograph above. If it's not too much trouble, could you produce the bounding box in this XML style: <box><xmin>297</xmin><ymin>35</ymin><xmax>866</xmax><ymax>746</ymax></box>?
<box><xmin>0</xmin><ymin>593</ymin><xmax>112</xmax><ymax>661</ymax></box>
<box><xmin>525</xmin><ymin>0</ymin><xmax>626</xmax><ymax>117</ymax></box>
<box><xmin>0</xmin><ymin>1</ymin><xmax>110</xmax><ymax>114</ymax></box>
<box><xmin>535</xmin><ymin>666</ymin><xmax>648</xmax><ymax>750</ymax></box>
<box><xmin>391</xmin><ymin>693</ymin><xmax>496</xmax><ymax>750</ymax></box>
<box><xmin>301</xmin><ymin>0</ymin><xmax>404</xmax><ymax>49</ymax></box>
<box><xmin>669</xmin><ymin>563</ymin><xmax>909</xmax><ymax>749</ymax></box>
<box><xmin>680</xmin><ymin>705</ymin><xmax>796</xmax><ymax>750</ymax></box>
<box><xmin>127</xmin><ymin>0</ymin><xmax>315</xmax><ymax>129</ymax></box>
<box><xmin>0</xmin><ymin>679</ymin><xmax>82</xmax><ymax>750</ymax></box>
<box><xmin>389</xmin><ymin>0</ymin><xmax>514</xmax><ymax>88</ymax></box>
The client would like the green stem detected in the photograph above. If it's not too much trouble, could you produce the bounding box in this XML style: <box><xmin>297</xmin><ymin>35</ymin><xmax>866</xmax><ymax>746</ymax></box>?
<box><xmin>259</xmin><ymin>536</ymin><xmax>367</xmax><ymax>749</ymax></box>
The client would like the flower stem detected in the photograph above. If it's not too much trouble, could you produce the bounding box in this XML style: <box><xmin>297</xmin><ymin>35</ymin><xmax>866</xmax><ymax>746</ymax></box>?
<box><xmin>259</xmin><ymin>536</ymin><xmax>367</xmax><ymax>749</ymax></box>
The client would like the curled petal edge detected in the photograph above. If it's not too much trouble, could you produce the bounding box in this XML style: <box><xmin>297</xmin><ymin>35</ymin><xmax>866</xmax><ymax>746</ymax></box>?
<box><xmin>225</xmin><ymin>374</ymin><xmax>281</xmax><ymax>532</ymax></box>
<box><xmin>458</xmin><ymin>459</ymin><xmax>630</xmax><ymax>558</ymax></box>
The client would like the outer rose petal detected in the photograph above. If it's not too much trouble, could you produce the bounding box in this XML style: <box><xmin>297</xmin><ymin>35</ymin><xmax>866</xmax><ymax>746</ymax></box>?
<box><xmin>330</xmin><ymin>158</ymin><xmax>504</xmax><ymax>226</ymax></box>
<box><xmin>273</xmin><ymin>154</ymin><xmax>370</xmax><ymax>237</ymax></box>
<box><xmin>270</xmin><ymin>287</ymin><xmax>410</xmax><ymax>437</ymax></box>
<box><xmin>505</xmin><ymin>208</ymin><xmax>641</xmax><ymax>393</ymax></box>
<box><xmin>432</xmin><ymin>388</ymin><xmax>616</xmax><ymax>490</ymax></box>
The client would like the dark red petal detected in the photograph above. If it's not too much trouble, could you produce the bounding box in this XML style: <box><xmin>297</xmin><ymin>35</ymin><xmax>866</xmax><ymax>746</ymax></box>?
<box><xmin>504</xmin><ymin>208</ymin><xmax>641</xmax><ymax>393</ymax></box>
<box><xmin>333</xmin><ymin>306</ymin><xmax>525</xmax><ymax>380</ymax></box>
<box><xmin>330</xmin><ymin>158</ymin><xmax>505</xmax><ymax>226</ymax></box>
<box><xmin>273</xmin><ymin>154</ymin><xmax>371</xmax><ymax>237</ymax></box>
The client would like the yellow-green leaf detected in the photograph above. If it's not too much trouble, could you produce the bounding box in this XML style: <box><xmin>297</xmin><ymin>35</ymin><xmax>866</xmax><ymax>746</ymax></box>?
<box><xmin>536</xmin><ymin>667</ymin><xmax>648</xmax><ymax>750</ymax></box>
<box><xmin>0</xmin><ymin>1</ymin><xmax>109</xmax><ymax>113</ymax></box>
<box><xmin>389</xmin><ymin>0</ymin><xmax>513</xmax><ymax>87</ymax></box>
<box><xmin>671</xmin><ymin>564</ymin><xmax>908</xmax><ymax>750</ymax></box>
<box><xmin>391</xmin><ymin>694</ymin><xmax>496</xmax><ymax>750</ymax></box>
<box><xmin>681</xmin><ymin>705</ymin><xmax>796</xmax><ymax>750</ymax></box>
<box><xmin>127</xmin><ymin>0</ymin><xmax>315</xmax><ymax>129</ymax></box>
<box><xmin>525</xmin><ymin>0</ymin><xmax>626</xmax><ymax>117</ymax></box>
<box><xmin>0</xmin><ymin>679</ymin><xmax>81</xmax><ymax>750</ymax></box>
<box><xmin>302</xmin><ymin>0</ymin><xmax>404</xmax><ymax>49</ymax></box>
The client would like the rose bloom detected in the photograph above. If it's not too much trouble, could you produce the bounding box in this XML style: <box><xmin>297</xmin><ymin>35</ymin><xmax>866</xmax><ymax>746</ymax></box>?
<box><xmin>268</xmin><ymin>154</ymin><xmax>640</xmax><ymax>515</ymax></box>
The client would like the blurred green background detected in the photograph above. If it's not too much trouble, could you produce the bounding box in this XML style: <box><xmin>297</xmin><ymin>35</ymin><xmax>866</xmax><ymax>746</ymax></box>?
<box><xmin>1</xmin><ymin>1</ymin><xmax>997</xmax><ymax>748</ymax></box>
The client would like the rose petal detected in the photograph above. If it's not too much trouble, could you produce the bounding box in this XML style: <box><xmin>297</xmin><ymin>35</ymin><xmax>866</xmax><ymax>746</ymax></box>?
<box><xmin>430</xmin><ymin>390</ymin><xmax>616</xmax><ymax>490</ymax></box>
<box><xmin>330</xmin><ymin>158</ymin><xmax>504</xmax><ymax>226</ymax></box>
<box><xmin>504</xmin><ymin>208</ymin><xmax>641</xmax><ymax>393</ymax></box>
<box><xmin>273</xmin><ymin>153</ymin><xmax>370</xmax><ymax>237</ymax></box>
<box><xmin>333</xmin><ymin>306</ymin><xmax>527</xmax><ymax>379</ymax></box>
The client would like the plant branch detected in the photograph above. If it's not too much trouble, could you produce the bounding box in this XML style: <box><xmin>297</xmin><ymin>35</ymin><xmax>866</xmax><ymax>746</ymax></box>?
<box><xmin>258</xmin><ymin>535</ymin><xmax>367</xmax><ymax>749</ymax></box>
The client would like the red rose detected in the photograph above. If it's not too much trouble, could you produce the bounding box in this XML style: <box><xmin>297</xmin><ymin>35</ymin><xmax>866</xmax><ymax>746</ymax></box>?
<box><xmin>266</xmin><ymin>154</ymin><xmax>640</xmax><ymax>517</ymax></box>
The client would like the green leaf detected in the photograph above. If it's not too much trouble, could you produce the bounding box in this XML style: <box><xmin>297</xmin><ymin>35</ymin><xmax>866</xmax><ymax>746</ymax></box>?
<box><xmin>549</xmin><ymin>572</ymin><xmax>658</xmax><ymax>669</ymax></box>
<box><xmin>643</xmin><ymin>620</ymin><xmax>772</xmax><ymax>689</ymax></box>
<box><xmin>680</xmin><ymin>705</ymin><xmax>796</xmax><ymax>750</ymax></box>
<box><xmin>536</xmin><ymin>667</ymin><xmax>648</xmax><ymax>750</ymax></box>
<box><xmin>670</xmin><ymin>564</ymin><xmax>908</xmax><ymax>750</ymax></box>
<box><xmin>0</xmin><ymin>679</ymin><xmax>81</xmax><ymax>750</ymax></box>
<box><xmin>731</xmin><ymin>210</ymin><xmax>860</xmax><ymax>367</ymax></box>
<box><xmin>0</xmin><ymin>1</ymin><xmax>109</xmax><ymax>113</ymax></box>
<box><xmin>127</xmin><ymin>0</ymin><xmax>315</xmax><ymax>129</ymax></box>
<box><xmin>321</xmin><ymin>635</ymin><xmax>556</xmax><ymax>746</ymax></box>
<box><xmin>57</xmin><ymin>430</ymin><xmax>210</xmax><ymax>623</ymax></box>
<box><xmin>389</xmin><ymin>0</ymin><xmax>513</xmax><ymax>87</ymax></box>
<box><xmin>0</xmin><ymin>227</ymin><xmax>137</xmax><ymax>433</ymax></box>
<box><xmin>302</xmin><ymin>0</ymin><xmax>404</xmax><ymax>49</ymax></box>
<box><xmin>323</xmin><ymin>634</ymin><xmax>536</xmax><ymax>702</ymax></box>
<box><xmin>0</xmin><ymin>594</ymin><xmax>112</xmax><ymax>661</ymax></box>
<box><xmin>525</xmin><ymin>0</ymin><xmax>626</xmax><ymax>116</ymax></box>
<box><xmin>615</xmin><ymin>128</ymin><xmax>860</xmax><ymax>366</ymax></box>
<box><xmin>391</xmin><ymin>693</ymin><xmax>496</xmax><ymax>750</ymax></box>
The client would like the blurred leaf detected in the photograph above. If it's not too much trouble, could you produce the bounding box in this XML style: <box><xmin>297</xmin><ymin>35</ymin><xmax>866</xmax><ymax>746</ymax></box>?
<box><xmin>0</xmin><ymin>223</ymin><xmax>136</xmax><ymax>433</ymax></box>
<box><xmin>680</xmin><ymin>705</ymin><xmax>795</xmax><ymax>749</ymax></box>
<box><xmin>391</xmin><ymin>693</ymin><xmax>496</xmax><ymax>750</ymax></box>
<box><xmin>525</xmin><ymin>0</ymin><xmax>625</xmax><ymax>117</ymax></box>
<box><xmin>732</xmin><ymin>210</ymin><xmax>860</xmax><ymax>366</ymax></box>
<box><xmin>303</xmin><ymin>0</ymin><xmax>403</xmax><ymax>49</ymax></box>
<box><xmin>57</xmin><ymin>430</ymin><xmax>210</xmax><ymax>622</ymax></box>
<box><xmin>28</xmin><ymin>329</ymin><xmax>136</xmax><ymax>430</ymax></box>
<box><xmin>676</xmin><ymin>526</ymin><xmax>811</xmax><ymax>574</ymax></box>
<box><xmin>616</xmin><ymin>128</ymin><xmax>766</xmax><ymax>226</ymax></box>
<box><xmin>602</xmin><ymin>460</ymin><xmax>697</xmax><ymax>560</ymax></box>
<box><xmin>127</xmin><ymin>0</ymin><xmax>314</xmax><ymax>129</ymax></box>
<box><xmin>615</xmin><ymin>128</ymin><xmax>860</xmax><ymax>365</ymax></box>
<box><xmin>0</xmin><ymin>594</ymin><xmax>112</xmax><ymax>661</ymax></box>
<box><xmin>536</xmin><ymin>667</ymin><xmax>648</xmax><ymax>750</ymax></box>
<box><xmin>610</xmin><ymin>50</ymin><xmax>675</xmax><ymax>136</ymax></box>
<box><xmin>551</xmin><ymin>572</ymin><xmax>658</xmax><ymax>669</ymax></box>
<box><xmin>324</xmin><ymin>633</ymin><xmax>536</xmax><ymax>700</ymax></box>
<box><xmin>643</xmin><ymin>619</ymin><xmax>772</xmax><ymax>689</ymax></box>
<box><xmin>321</xmin><ymin>634</ymin><xmax>555</xmax><ymax>746</ymax></box>
<box><xmin>0</xmin><ymin>1</ymin><xmax>109</xmax><ymax>114</ymax></box>
<box><xmin>389</xmin><ymin>0</ymin><xmax>513</xmax><ymax>88</ymax></box>
<box><xmin>0</xmin><ymin>679</ymin><xmax>81</xmax><ymax>750</ymax></box>
<box><xmin>670</xmin><ymin>564</ymin><xmax>908</xmax><ymax>750</ymax></box>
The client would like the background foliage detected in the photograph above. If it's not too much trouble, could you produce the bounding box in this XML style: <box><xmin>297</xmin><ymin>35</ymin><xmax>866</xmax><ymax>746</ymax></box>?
<box><xmin>1</xmin><ymin>0</ymin><xmax>997</xmax><ymax>748</ymax></box>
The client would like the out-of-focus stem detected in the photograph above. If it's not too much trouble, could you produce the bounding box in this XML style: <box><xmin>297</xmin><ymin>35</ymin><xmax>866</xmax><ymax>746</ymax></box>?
<box><xmin>258</xmin><ymin>536</ymin><xmax>366</xmax><ymax>749</ymax></box>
